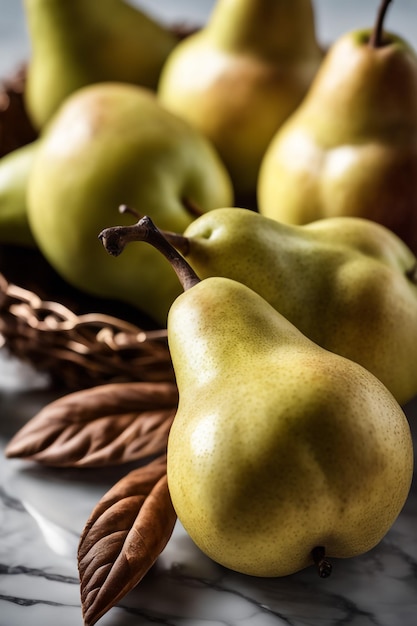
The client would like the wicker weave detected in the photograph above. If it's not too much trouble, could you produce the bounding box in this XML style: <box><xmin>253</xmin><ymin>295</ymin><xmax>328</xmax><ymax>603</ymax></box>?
<box><xmin>0</xmin><ymin>270</ymin><xmax>174</xmax><ymax>390</ymax></box>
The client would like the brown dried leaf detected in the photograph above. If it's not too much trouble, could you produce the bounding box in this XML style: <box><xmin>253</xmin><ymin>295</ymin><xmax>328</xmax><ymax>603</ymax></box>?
<box><xmin>5</xmin><ymin>381</ymin><xmax>178</xmax><ymax>467</ymax></box>
<box><xmin>78</xmin><ymin>455</ymin><xmax>176</xmax><ymax>626</ymax></box>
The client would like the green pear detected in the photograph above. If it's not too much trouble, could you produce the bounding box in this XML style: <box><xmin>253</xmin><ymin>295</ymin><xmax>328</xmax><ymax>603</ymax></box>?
<box><xmin>158</xmin><ymin>0</ymin><xmax>323</xmax><ymax>199</ymax></box>
<box><xmin>26</xmin><ymin>82</ymin><xmax>233</xmax><ymax>326</ymax></box>
<box><xmin>23</xmin><ymin>0</ymin><xmax>179</xmax><ymax>129</ymax></box>
<box><xmin>0</xmin><ymin>141</ymin><xmax>38</xmax><ymax>248</ymax></box>
<box><xmin>99</xmin><ymin>215</ymin><xmax>413</xmax><ymax>578</ymax></box>
<box><xmin>257</xmin><ymin>0</ymin><xmax>417</xmax><ymax>255</ymax></box>
<box><xmin>105</xmin><ymin>207</ymin><xmax>417</xmax><ymax>405</ymax></box>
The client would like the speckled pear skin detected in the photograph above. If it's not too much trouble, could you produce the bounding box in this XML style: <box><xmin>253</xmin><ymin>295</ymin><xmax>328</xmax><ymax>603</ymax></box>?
<box><xmin>257</xmin><ymin>29</ymin><xmax>417</xmax><ymax>254</ymax></box>
<box><xmin>181</xmin><ymin>207</ymin><xmax>417</xmax><ymax>405</ymax></box>
<box><xmin>167</xmin><ymin>277</ymin><xmax>413</xmax><ymax>578</ymax></box>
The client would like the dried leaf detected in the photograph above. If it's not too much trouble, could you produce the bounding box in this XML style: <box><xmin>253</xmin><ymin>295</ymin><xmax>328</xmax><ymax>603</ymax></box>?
<box><xmin>5</xmin><ymin>381</ymin><xmax>178</xmax><ymax>467</ymax></box>
<box><xmin>78</xmin><ymin>455</ymin><xmax>176</xmax><ymax>626</ymax></box>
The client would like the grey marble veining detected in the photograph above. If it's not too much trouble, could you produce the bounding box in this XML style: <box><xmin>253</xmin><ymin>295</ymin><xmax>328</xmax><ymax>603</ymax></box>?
<box><xmin>1</xmin><ymin>351</ymin><xmax>417</xmax><ymax>626</ymax></box>
<box><xmin>1</xmin><ymin>1</ymin><xmax>417</xmax><ymax>624</ymax></box>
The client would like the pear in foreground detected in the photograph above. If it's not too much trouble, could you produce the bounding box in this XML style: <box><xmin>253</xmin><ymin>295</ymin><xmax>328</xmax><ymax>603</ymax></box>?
<box><xmin>23</xmin><ymin>0</ymin><xmax>179</xmax><ymax>129</ymax></box>
<box><xmin>100</xmin><ymin>215</ymin><xmax>413</xmax><ymax>578</ymax></box>
<box><xmin>257</xmin><ymin>0</ymin><xmax>417</xmax><ymax>254</ymax></box>
<box><xmin>158</xmin><ymin>0</ymin><xmax>323</xmax><ymax>198</ymax></box>
<box><xmin>27</xmin><ymin>83</ymin><xmax>233</xmax><ymax>326</ymax></box>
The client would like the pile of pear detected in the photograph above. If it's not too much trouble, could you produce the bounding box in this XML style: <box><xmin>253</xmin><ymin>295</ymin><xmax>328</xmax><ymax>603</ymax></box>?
<box><xmin>99</xmin><ymin>215</ymin><xmax>414</xmax><ymax>578</ymax></box>
<box><xmin>0</xmin><ymin>0</ymin><xmax>416</xmax><ymax>578</ymax></box>
<box><xmin>1</xmin><ymin>1</ymin><xmax>236</xmax><ymax>324</ymax></box>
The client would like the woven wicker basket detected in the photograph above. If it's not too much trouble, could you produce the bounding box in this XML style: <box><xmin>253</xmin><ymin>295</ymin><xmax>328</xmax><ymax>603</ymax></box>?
<box><xmin>0</xmin><ymin>69</ymin><xmax>175</xmax><ymax>391</ymax></box>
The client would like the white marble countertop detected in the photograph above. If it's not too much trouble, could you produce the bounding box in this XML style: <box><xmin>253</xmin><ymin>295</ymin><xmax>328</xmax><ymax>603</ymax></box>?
<box><xmin>1</xmin><ymin>2</ymin><xmax>417</xmax><ymax>625</ymax></box>
<box><xmin>0</xmin><ymin>351</ymin><xmax>416</xmax><ymax>626</ymax></box>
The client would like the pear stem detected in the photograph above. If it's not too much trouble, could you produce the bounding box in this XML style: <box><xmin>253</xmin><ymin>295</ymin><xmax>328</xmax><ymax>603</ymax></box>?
<box><xmin>369</xmin><ymin>0</ymin><xmax>393</xmax><ymax>48</ymax></box>
<box><xmin>119</xmin><ymin>199</ymin><xmax>203</xmax><ymax>222</ymax></box>
<box><xmin>182</xmin><ymin>196</ymin><xmax>205</xmax><ymax>218</ymax></box>
<box><xmin>98</xmin><ymin>215</ymin><xmax>200</xmax><ymax>292</ymax></box>
<box><xmin>312</xmin><ymin>546</ymin><xmax>332</xmax><ymax>578</ymax></box>
<box><xmin>160</xmin><ymin>230</ymin><xmax>191</xmax><ymax>256</ymax></box>
<box><xmin>119</xmin><ymin>203</ymin><xmax>192</xmax><ymax>255</ymax></box>
<box><xmin>119</xmin><ymin>203</ymin><xmax>141</xmax><ymax>219</ymax></box>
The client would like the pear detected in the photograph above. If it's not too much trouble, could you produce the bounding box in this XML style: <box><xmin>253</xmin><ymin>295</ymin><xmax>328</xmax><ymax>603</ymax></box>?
<box><xmin>99</xmin><ymin>215</ymin><xmax>413</xmax><ymax>578</ymax></box>
<box><xmin>158</xmin><ymin>0</ymin><xmax>323</xmax><ymax>199</ymax></box>
<box><xmin>0</xmin><ymin>141</ymin><xmax>38</xmax><ymax>248</ymax></box>
<box><xmin>257</xmin><ymin>0</ymin><xmax>417</xmax><ymax>255</ymax></box>
<box><xmin>103</xmin><ymin>207</ymin><xmax>417</xmax><ymax>405</ymax></box>
<box><xmin>27</xmin><ymin>82</ymin><xmax>233</xmax><ymax>326</ymax></box>
<box><xmin>23</xmin><ymin>0</ymin><xmax>179</xmax><ymax>129</ymax></box>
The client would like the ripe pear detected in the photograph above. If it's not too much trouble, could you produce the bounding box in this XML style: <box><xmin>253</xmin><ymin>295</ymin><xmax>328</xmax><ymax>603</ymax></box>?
<box><xmin>26</xmin><ymin>82</ymin><xmax>233</xmax><ymax>326</ymax></box>
<box><xmin>0</xmin><ymin>141</ymin><xmax>38</xmax><ymax>248</ymax></box>
<box><xmin>257</xmin><ymin>0</ymin><xmax>417</xmax><ymax>254</ymax></box>
<box><xmin>99</xmin><ymin>215</ymin><xmax>413</xmax><ymax>578</ymax></box>
<box><xmin>23</xmin><ymin>0</ymin><xmax>179</xmax><ymax>129</ymax></box>
<box><xmin>158</xmin><ymin>0</ymin><xmax>323</xmax><ymax>199</ymax></box>
<box><xmin>105</xmin><ymin>207</ymin><xmax>417</xmax><ymax>405</ymax></box>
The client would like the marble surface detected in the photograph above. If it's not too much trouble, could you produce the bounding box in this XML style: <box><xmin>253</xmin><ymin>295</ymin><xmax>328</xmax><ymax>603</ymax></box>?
<box><xmin>0</xmin><ymin>351</ymin><xmax>417</xmax><ymax>626</ymax></box>
<box><xmin>1</xmin><ymin>1</ymin><xmax>417</xmax><ymax>625</ymax></box>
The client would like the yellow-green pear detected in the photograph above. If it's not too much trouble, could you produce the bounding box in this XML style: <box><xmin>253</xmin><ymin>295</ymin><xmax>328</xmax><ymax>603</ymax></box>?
<box><xmin>0</xmin><ymin>141</ymin><xmax>38</xmax><ymax>248</ymax></box>
<box><xmin>23</xmin><ymin>0</ymin><xmax>179</xmax><ymax>129</ymax></box>
<box><xmin>105</xmin><ymin>207</ymin><xmax>417</xmax><ymax>405</ymax></box>
<box><xmin>258</xmin><ymin>0</ymin><xmax>417</xmax><ymax>255</ymax></box>
<box><xmin>27</xmin><ymin>82</ymin><xmax>233</xmax><ymax>326</ymax></box>
<box><xmin>99</xmin><ymin>215</ymin><xmax>413</xmax><ymax>578</ymax></box>
<box><xmin>158</xmin><ymin>0</ymin><xmax>323</xmax><ymax>199</ymax></box>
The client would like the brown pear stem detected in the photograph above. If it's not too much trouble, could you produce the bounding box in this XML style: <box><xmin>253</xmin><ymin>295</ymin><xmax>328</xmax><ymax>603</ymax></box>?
<box><xmin>182</xmin><ymin>196</ymin><xmax>205</xmax><ymax>218</ymax></box>
<box><xmin>119</xmin><ymin>203</ymin><xmax>142</xmax><ymax>219</ymax></box>
<box><xmin>312</xmin><ymin>546</ymin><xmax>332</xmax><ymax>578</ymax></box>
<box><xmin>119</xmin><ymin>200</ymin><xmax>204</xmax><ymax>221</ymax></box>
<box><xmin>160</xmin><ymin>230</ymin><xmax>191</xmax><ymax>256</ymax></box>
<box><xmin>119</xmin><ymin>203</ymin><xmax>192</xmax><ymax>255</ymax></box>
<box><xmin>98</xmin><ymin>215</ymin><xmax>200</xmax><ymax>292</ymax></box>
<box><xmin>369</xmin><ymin>0</ymin><xmax>393</xmax><ymax>48</ymax></box>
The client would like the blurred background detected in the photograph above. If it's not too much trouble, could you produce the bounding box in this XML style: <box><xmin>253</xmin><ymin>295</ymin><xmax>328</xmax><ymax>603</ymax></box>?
<box><xmin>1</xmin><ymin>0</ymin><xmax>416</xmax><ymax>80</ymax></box>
